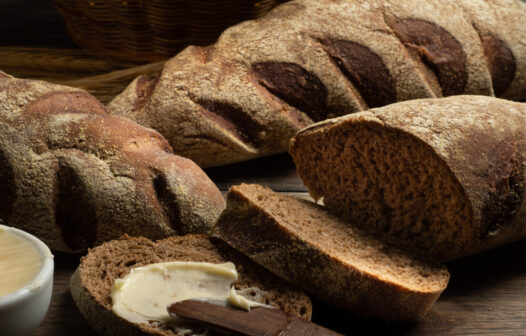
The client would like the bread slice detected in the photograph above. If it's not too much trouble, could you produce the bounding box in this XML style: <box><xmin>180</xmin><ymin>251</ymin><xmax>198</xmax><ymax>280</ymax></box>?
<box><xmin>289</xmin><ymin>95</ymin><xmax>526</xmax><ymax>261</ymax></box>
<box><xmin>216</xmin><ymin>184</ymin><xmax>449</xmax><ymax>322</ymax></box>
<box><xmin>70</xmin><ymin>234</ymin><xmax>312</xmax><ymax>336</ymax></box>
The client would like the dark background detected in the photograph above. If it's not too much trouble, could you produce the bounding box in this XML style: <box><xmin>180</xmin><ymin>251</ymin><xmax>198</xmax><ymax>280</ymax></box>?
<box><xmin>0</xmin><ymin>0</ymin><xmax>75</xmax><ymax>47</ymax></box>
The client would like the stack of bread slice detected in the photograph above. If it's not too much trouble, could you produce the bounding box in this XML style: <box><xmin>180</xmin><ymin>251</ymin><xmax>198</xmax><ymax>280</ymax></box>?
<box><xmin>216</xmin><ymin>184</ymin><xmax>449</xmax><ymax>322</ymax></box>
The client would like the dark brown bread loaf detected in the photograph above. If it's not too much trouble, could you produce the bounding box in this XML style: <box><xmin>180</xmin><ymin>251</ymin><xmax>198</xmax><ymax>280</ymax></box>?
<box><xmin>108</xmin><ymin>0</ymin><xmax>526</xmax><ymax>167</ymax></box>
<box><xmin>70</xmin><ymin>234</ymin><xmax>312</xmax><ymax>336</ymax></box>
<box><xmin>0</xmin><ymin>72</ymin><xmax>225</xmax><ymax>252</ymax></box>
<box><xmin>216</xmin><ymin>184</ymin><xmax>449</xmax><ymax>322</ymax></box>
<box><xmin>290</xmin><ymin>95</ymin><xmax>526</xmax><ymax>261</ymax></box>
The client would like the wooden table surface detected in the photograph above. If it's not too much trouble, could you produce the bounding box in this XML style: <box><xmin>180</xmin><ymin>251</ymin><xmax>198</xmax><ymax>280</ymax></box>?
<box><xmin>3</xmin><ymin>2</ymin><xmax>526</xmax><ymax>335</ymax></box>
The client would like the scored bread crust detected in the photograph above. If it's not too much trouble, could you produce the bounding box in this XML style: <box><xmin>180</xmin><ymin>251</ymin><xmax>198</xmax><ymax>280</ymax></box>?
<box><xmin>290</xmin><ymin>95</ymin><xmax>526</xmax><ymax>261</ymax></box>
<box><xmin>458</xmin><ymin>0</ymin><xmax>526</xmax><ymax>100</ymax></box>
<box><xmin>0</xmin><ymin>72</ymin><xmax>225</xmax><ymax>252</ymax></box>
<box><xmin>107</xmin><ymin>0</ymin><xmax>526</xmax><ymax>168</ymax></box>
<box><xmin>70</xmin><ymin>234</ymin><xmax>312</xmax><ymax>336</ymax></box>
<box><xmin>216</xmin><ymin>184</ymin><xmax>450</xmax><ymax>322</ymax></box>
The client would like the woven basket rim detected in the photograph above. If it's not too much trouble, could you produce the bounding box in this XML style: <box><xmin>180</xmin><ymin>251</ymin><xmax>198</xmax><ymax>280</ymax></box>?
<box><xmin>53</xmin><ymin>0</ymin><xmax>284</xmax><ymax>63</ymax></box>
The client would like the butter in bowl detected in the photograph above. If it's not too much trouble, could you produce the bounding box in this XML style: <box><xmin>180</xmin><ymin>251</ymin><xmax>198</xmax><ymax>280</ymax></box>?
<box><xmin>0</xmin><ymin>224</ymin><xmax>54</xmax><ymax>336</ymax></box>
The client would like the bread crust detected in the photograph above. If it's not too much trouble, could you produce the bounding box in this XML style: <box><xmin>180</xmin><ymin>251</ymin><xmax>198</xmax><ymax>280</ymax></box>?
<box><xmin>216</xmin><ymin>184</ymin><xmax>449</xmax><ymax>322</ymax></box>
<box><xmin>70</xmin><ymin>234</ymin><xmax>312</xmax><ymax>336</ymax></box>
<box><xmin>108</xmin><ymin>0</ymin><xmax>526</xmax><ymax>168</ymax></box>
<box><xmin>291</xmin><ymin>95</ymin><xmax>526</xmax><ymax>260</ymax></box>
<box><xmin>0</xmin><ymin>73</ymin><xmax>225</xmax><ymax>252</ymax></box>
<box><xmin>458</xmin><ymin>0</ymin><xmax>526</xmax><ymax>100</ymax></box>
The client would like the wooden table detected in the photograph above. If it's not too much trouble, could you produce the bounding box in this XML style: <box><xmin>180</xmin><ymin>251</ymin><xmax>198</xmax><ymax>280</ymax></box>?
<box><xmin>3</xmin><ymin>2</ymin><xmax>526</xmax><ymax>335</ymax></box>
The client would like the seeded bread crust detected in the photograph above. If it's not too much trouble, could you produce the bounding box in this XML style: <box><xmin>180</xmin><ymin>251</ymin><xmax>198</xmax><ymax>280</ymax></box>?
<box><xmin>70</xmin><ymin>234</ymin><xmax>312</xmax><ymax>336</ymax></box>
<box><xmin>0</xmin><ymin>72</ymin><xmax>225</xmax><ymax>252</ymax></box>
<box><xmin>216</xmin><ymin>184</ymin><xmax>449</xmax><ymax>322</ymax></box>
<box><xmin>290</xmin><ymin>95</ymin><xmax>526</xmax><ymax>261</ymax></box>
<box><xmin>108</xmin><ymin>0</ymin><xmax>526</xmax><ymax>167</ymax></box>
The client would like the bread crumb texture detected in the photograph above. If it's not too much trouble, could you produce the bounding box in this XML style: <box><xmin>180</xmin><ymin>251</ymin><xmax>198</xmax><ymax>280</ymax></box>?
<box><xmin>71</xmin><ymin>234</ymin><xmax>312</xmax><ymax>336</ymax></box>
<box><xmin>291</xmin><ymin>95</ymin><xmax>526</xmax><ymax>261</ymax></box>
<box><xmin>217</xmin><ymin>184</ymin><xmax>450</xmax><ymax>322</ymax></box>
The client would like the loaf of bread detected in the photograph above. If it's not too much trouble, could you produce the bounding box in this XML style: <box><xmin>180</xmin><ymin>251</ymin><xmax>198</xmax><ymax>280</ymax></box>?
<box><xmin>108</xmin><ymin>0</ymin><xmax>526</xmax><ymax>167</ymax></box>
<box><xmin>290</xmin><ymin>95</ymin><xmax>526</xmax><ymax>261</ymax></box>
<box><xmin>70</xmin><ymin>234</ymin><xmax>312</xmax><ymax>336</ymax></box>
<box><xmin>0</xmin><ymin>72</ymin><xmax>225</xmax><ymax>252</ymax></box>
<box><xmin>216</xmin><ymin>184</ymin><xmax>449</xmax><ymax>322</ymax></box>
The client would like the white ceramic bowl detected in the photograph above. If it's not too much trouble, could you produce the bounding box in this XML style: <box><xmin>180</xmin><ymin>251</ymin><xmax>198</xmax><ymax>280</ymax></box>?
<box><xmin>0</xmin><ymin>225</ymin><xmax>54</xmax><ymax>336</ymax></box>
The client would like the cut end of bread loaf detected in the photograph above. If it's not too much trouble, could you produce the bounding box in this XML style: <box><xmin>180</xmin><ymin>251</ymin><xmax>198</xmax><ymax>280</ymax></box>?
<box><xmin>216</xmin><ymin>184</ymin><xmax>449</xmax><ymax>322</ymax></box>
<box><xmin>290</xmin><ymin>116</ymin><xmax>476</xmax><ymax>261</ymax></box>
<box><xmin>70</xmin><ymin>234</ymin><xmax>312</xmax><ymax>336</ymax></box>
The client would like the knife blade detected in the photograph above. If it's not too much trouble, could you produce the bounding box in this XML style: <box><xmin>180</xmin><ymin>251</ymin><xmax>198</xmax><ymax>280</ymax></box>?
<box><xmin>167</xmin><ymin>300</ymin><xmax>344</xmax><ymax>336</ymax></box>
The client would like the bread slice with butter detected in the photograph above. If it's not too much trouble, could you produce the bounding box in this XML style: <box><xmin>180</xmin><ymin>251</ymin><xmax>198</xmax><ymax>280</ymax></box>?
<box><xmin>216</xmin><ymin>184</ymin><xmax>450</xmax><ymax>322</ymax></box>
<box><xmin>70</xmin><ymin>234</ymin><xmax>312</xmax><ymax>336</ymax></box>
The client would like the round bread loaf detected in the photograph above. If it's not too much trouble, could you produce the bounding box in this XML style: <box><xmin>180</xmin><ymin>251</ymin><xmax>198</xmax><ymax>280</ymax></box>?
<box><xmin>0</xmin><ymin>72</ymin><xmax>225</xmax><ymax>252</ymax></box>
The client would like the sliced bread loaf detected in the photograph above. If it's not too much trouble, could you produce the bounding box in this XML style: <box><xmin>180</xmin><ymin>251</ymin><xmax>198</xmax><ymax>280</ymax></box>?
<box><xmin>70</xmin><ymin>234</ymin><xmax>312</xmax><ymax>336</ymax></box>
<box><xmin>215</xmin><ymin>184</ymin><xmax>449</xmax><ymax>322</ymax></box>
<box><xmin>289</xmin><ymin>95</ymin><xmax>526</xmax><ymax>261</ymax></box>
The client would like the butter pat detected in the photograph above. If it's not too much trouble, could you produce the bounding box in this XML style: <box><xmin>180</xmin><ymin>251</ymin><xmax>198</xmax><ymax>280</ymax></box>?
<box><xmin>111</xmin><ymin>261</ymin><xmax>266</xmax><ymax>325</ymax></box>
<box><xmin>0</xmin><ymin>226</ymin><xmax>44</xmax><ymax>297</ymax></box>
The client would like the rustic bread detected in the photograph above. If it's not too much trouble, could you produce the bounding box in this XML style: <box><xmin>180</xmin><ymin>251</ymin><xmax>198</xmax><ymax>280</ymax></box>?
<box><xmin>70</xmin><ymin>234</ymin><xmax>312</xmax><ymax>336</ymax></box>
<box><xmin>215</xmin><ymin>184</ymin><xmax>450</xmax><ymax>322</ymax></box>
<box><xmin>108</xmin><ymin>0</ymin><xmax>526</xmax><ymax>167</ymax></box>
<box><xmin>290</xmin><ymin>95</ymin><xmax>526</xmax><ymax>261</ymax></box>
<box><xmin>0</xmin><ymin>72</ymin><xmax>225</xmax><ymax>252</ymax></box>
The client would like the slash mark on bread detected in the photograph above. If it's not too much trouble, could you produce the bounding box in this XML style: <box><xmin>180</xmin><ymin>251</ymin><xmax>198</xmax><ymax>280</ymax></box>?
<box><xmin>317</xmin><ymin>38</ymin><xmax>396</xmax><ymax>108</ymax></box>
<box><xmin>193</xmin><ymin>98</ymin><xmax>264</xmax><ymax>148</ymax></box>
<box><xmin>152</xmin><ymin>172</ymin><xmax>183</xmax><ymax>234</ymax></box>
<box><xmin>181</xmin><ymin>134</ymin><xmax>238</xmax><ymax>152</ymax></box>
<box><xmin>479</xmin><ymin>34</ymin><xmax>516</xmax><ymax>96</ymax></box>
<box><xmin>251</xmin><ymin>62</ymin><xmax>328</xmax><ymax>122</ymax></box>
<box><xmin>54</xmin><ymin>157</ymin><xmax>98</xmax><ymax>250</ymax></box>
<box><xmin>247</xmin><ymin>75</ymin><xmax>310</xmax><ymax>130</ymax></box>
<box><xmin>385</xmin><ymin>17</ymin><xmax>467</xmax><ymax>96</ymax></box>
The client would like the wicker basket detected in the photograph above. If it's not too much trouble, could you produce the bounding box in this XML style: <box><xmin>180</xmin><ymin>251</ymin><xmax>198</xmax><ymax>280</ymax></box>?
<box><xmin>53</xmin><ymin>0</ymin><xmax>285</xmax><ymax>64</ymax></box>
